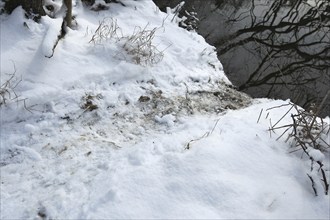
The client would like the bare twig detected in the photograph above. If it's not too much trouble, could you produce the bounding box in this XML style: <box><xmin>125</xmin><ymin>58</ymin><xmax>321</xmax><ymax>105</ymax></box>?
<box><xmin>268</xmin><ymin>101</ymin><xmax>329</xmax><ymax>195</ymax></box>
<box><xmin>307</xmin><ymin>174</ymin><xmax>318</xmax><ymax>196</ymax></box>
<box><xmin>45</xmin><ymin>21</ymin><xmax>67</xmax><ymax>58</ymax></box>
<box><xmin>257</xmin><ymin>108</ymin><xmax>263</xmax><ymax>123</ymax></box>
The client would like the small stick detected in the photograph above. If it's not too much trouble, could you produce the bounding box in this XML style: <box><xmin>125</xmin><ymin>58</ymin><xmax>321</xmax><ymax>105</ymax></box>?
<box><xmin>307</xmin><ymin>174</ymin><xmax>318</xmax><ymax>196</ymax></box>
<box><xmin>257</xmin><ymin>108</ymin><xmax>263</xmax><ymax>123</ymax></box>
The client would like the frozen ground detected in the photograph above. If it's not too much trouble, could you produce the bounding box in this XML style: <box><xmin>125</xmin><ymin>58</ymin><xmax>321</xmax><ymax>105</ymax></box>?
<box><xmin>0</xmin><ymin>0</ymin><xmax>329</xmax><ymax>219</ymax></box>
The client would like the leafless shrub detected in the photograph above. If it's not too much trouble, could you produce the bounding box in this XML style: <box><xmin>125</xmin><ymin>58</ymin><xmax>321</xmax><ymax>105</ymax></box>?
<box><xmin>123</xmin><ymin>25</ymin><xmax>164</xmax><ymax>66</ymax></box>
<box><xmin>89</xmin><ymin>17</ymin><xmax>121</xmax><ymax>44</ymax></box>
<box><xmin>267</xmin><ymin>93</ymin><xmax>330</xmax><ymax>196</ymax></box>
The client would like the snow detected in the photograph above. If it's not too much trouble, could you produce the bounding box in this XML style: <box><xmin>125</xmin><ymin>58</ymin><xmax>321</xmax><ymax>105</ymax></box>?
<box><xmin>41</xmin><ymin>16</ymin><xmax>64</xmax><ymax>58</ymax></box>
<box><xmin>308</xmin><ymin>148</ymin><xmax>325</xmax><ymax>162</ymax></box>
<box><xmin>155</xmin><ymin>113</ymin><xmax>176</xmax><ymax>126</ymax></box>
<box><xmin>1</xmin><ymin>0</ymin><xmax>329</xmax><ymax>219</ymax></box>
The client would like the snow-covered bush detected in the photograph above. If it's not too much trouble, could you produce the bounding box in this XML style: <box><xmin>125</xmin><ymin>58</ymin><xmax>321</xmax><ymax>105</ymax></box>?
<box><xmin>166</xmin><ymin>2</ymin><xmax>199</xmax><ymax>31</ymax></box>
<box><xmin>179</xmin><ymin>10</ymin><xmax>199</xmax><ymax>31</ymax></box>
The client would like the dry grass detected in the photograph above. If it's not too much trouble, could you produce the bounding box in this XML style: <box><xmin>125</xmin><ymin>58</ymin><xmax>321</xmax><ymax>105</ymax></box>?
<box><xmin>89</xmin><ymin>19</ymin><xmax>165</xmax><ymax>66</ymax></box>
<box><xmin>89</xmin><ymin>17</ymin><xmax>122</xmax><ymax>44</ymax></box>
<box><xmin>123</xmin><ymin>25</ymin><xmax>164</xmax><ymax>66</ymax></box>
<box><xmin>0</xmin><ymin>65</ymin><xmax>24</xmax><ymax>108</ymax></box>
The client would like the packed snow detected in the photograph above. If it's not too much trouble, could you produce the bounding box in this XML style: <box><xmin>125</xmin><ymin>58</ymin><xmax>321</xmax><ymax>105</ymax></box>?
<box><xmin>1</xmin><ymin>0</ymin><xmax>329</xmax><ymax>219</ymax></box>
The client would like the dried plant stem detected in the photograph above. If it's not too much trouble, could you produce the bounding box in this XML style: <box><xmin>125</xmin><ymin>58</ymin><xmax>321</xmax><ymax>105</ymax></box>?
<box><xmin>268</xmin><ymin>101</ymin><xmax>329</xmax><ymax>196</ymax></box>
<box><xmin>307</xmin><ymin>174</ymin><xmax>318</xmax><ymax>196</ymax></box>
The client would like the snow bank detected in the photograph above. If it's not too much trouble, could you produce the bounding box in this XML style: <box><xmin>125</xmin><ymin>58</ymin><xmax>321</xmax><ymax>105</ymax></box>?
<box><xmin>0</xmin><ymin>0</ymin><xmax>329</xmax><ymax>219</ymax></box>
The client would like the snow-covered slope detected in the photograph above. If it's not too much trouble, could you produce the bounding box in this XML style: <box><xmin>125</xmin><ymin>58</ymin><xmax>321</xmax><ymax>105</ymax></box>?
<box><xmin>1</xmin><ymin>0</ymin><xmax>329</xmax><ymax>219</ymax></box>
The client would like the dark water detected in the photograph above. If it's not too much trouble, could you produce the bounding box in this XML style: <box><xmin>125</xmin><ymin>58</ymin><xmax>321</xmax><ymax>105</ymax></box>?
<box><xmin>153</xmin><ymin>0</ymin><xmax>330</xmax><ymax>117</ymax></box>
